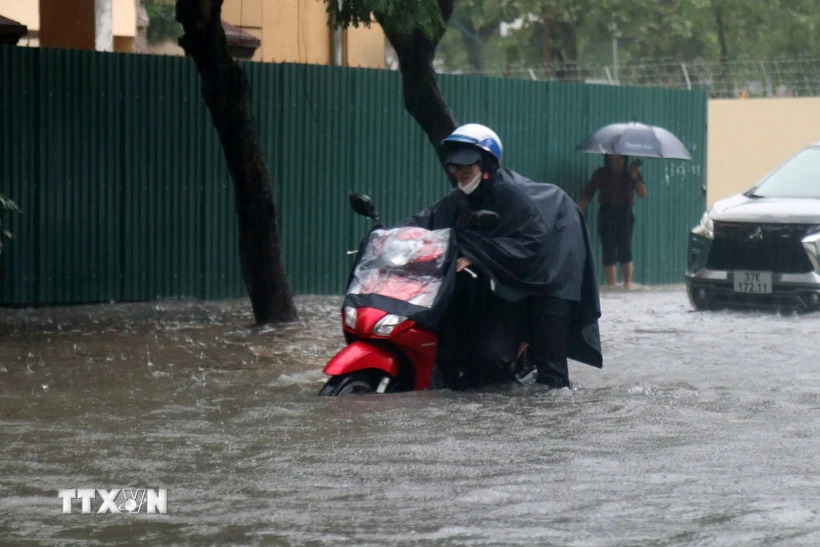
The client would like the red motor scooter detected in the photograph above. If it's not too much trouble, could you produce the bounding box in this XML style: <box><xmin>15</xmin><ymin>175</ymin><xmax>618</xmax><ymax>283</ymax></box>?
<box><xmin>319</xmin><ymin>194</ymin><xmax>531</xmax><ymax>396</ymax></box>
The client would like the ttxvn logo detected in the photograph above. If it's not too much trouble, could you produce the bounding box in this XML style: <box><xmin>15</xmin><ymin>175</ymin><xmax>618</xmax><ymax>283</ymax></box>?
<box><xmin>58</xmin><ymin>488</ymin><xmax>167</xmax><ymax>514</ymax></box>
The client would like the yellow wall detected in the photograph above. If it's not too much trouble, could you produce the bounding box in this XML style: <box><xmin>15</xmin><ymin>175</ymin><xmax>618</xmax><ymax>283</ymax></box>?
<box><xmin>346</xmin><ymin>22</ymin><xmax>385</xmax><ymax>68</ymax></box>
<box><xmin>113</xmin><ymin>0</ymin><xmax>136</xmax><ymax>37</ymax></box>
<box><xmin>29</xmin><ymin>0</ymin><xmax>136</xmax><ymax>50</ymax></box>
<box><xmin>707</xmin><ymin>98</ymin><xmax>820</xmax><ymax>208</ymax></box>
<box><xmin>2</xmin><ymin>0</ymin><xmax>384</xmax><ymax>66</ymax></box>
<box><xmin>222</xmin><ymin>0</ymin><xmax>384</xmax><ymax>67</ymax></box>
<box><xmin>261</xmin><ymin>0</ymin><xmax>330</xmax><ymax>64</ymax></box>
<box><xmin>0</xmin><ymin>0</ymin><xmax>39</xmax><ymax>30</ymax></box>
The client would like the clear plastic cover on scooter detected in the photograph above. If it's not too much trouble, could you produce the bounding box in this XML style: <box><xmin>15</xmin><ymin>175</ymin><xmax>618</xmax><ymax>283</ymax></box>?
<box><xmin>347</xmin><ymin>227</ymin><xmax>453</xmax><ymax>309</ymax></box>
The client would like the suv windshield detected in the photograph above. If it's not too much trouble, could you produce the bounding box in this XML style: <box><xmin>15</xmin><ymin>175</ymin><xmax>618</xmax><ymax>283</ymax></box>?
<box><xmin>751</xmin><ymin>147</ymin><xmax>820</xmax><ymax>198</ymax></box>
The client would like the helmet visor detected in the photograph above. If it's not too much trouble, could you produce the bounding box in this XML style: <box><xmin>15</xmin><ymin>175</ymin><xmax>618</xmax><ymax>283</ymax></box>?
<box><xmin>443</xmin><ymin>146</ymin><xmax>482</xmax><ymax>167</ymax></box>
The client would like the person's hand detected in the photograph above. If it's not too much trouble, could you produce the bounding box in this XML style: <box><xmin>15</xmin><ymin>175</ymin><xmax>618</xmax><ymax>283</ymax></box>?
<box><xmin>630</xmin><ymin>162</ymin><xmax>642</xmax><ymax>181</ymax></box>
<box><xmin>457</xmin><ymin>257</ymin><xmax>472</xmax><ymax>272</ymax></box>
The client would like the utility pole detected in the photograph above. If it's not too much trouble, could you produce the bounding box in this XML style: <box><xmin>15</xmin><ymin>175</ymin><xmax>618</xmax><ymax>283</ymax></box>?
<box><xmin>95</xmin><ymin>0</ymin><xmax>113</xmax><ymax>52</ymax></box>
<box><xmin>333</xmin><ymin>0</ymin><xmax>344</xmax><ymax>66</ymax></box>
<box><xmin>610</xmin><ymin>21</ymin><xmax>620</xmax><ymax>85</ymax></box>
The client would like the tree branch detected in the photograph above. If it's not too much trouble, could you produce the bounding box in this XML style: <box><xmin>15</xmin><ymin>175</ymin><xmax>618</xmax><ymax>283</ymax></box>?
<box><xmin>378</xmin><ymin>0</ymin><xmax>458</xmax><ymax>183</ymax></box>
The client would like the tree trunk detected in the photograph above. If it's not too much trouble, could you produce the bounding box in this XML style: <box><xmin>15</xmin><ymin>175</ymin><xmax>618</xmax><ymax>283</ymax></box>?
<box><xmin>554</xmin><ymin>21</ymin><xmax>579</xmax><ymax>81</ymax></box>
<box><xmin>714</xmin><ymin>5</ymin><xmax>732</xmax><ymax>97</ymax></box>
<box><xmin>458</xmin><ymin>20</ymin><xmax>496</xmax><ymax>75</ymax></box>
<box><xmin>175</xmin><ymin>0</ymin><xmax>298</xmax><ymax>324</ymax></box>
<box><xmin>541</xmin><ymin>12</ymin><xmax>550</xmax><ymax>78</ymax></box>
<box><xmin>459</xmin><ymin>21</ymin><xmax>485</xmax><ymax>74</ymax></box>
<box><xmin>378</xmin><ymin>0</ymin><xmax>458</xmax><ymax>181</ymax></box>
<box><xmin>134</xmin><ymin>0</ymin><xmax>148</xmax><ymax>53</ymax></box>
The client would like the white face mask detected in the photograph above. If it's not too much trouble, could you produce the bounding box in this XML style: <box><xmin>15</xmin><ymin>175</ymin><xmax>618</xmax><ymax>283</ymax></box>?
<box><xmin>458</xmin><ymin>172</ymin><xmax>482</xmax><ymax>195</ymax></box>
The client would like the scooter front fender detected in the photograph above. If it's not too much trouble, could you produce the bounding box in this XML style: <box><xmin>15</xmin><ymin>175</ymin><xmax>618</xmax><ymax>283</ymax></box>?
<box><xmin>323</xmin><ymin>341</ymin><xmax>400</xmax><ymax>377</ymax></box>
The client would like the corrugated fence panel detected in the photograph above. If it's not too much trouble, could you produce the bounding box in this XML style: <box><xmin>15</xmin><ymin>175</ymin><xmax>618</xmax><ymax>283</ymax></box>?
<box><xmin>0</xmin><ymin>46</ymin><xmax>706</xmax><ymax>305</ymax></box>
<box><xmin>36</xmin><ymin>49</ymin><xmax>126</xmax><ymax>304</ymax></box>
<box><xmin>0</xmin><ymin>47</ymin><xmax>39</xmax><ymax>305</ymax></box>
<box><xmin>279</xmin><ymin>64</ymin><xmax>328</xmax><ymax>293</ymax></box>
<box><xmin>121</xmin><ymin>52</ymin><xmax>157</xmax><ymax>301</ymax></box>
<box><xmin>542</xmin><ymin>82</ymin><xmax>608</xmax><ymax>281</ymax></box>
<box><xmin>349</xmin><ymin>66</ymin><xmax>439</xmax><ymax>228</ymax></box>
<box><xmin>120</xmin><ymin>53</ymin><xmax>242</xmax><ymax>302</ymax></box>
<box><xmin>278</xmin><ymin>63</ymin><xmax>369</xmax><ymax>295</ymax></box>
<box><xmin>122</xmin><ymin>53</ymin><xmax>211</xmax><ymax>301</ymax></box>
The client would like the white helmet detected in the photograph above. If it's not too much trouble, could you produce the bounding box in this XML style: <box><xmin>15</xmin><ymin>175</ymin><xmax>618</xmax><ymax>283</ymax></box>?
<box><xmin>441</xmin><ymin>123</ymin><xmax>504</xmax><ymax>165</ymax></box>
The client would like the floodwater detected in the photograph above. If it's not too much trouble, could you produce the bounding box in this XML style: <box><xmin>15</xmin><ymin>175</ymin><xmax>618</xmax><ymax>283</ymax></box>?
<box><xmin>1</xmin><ymin>287</ymin><xmax>820</xmax><ymax>546</ymax></box>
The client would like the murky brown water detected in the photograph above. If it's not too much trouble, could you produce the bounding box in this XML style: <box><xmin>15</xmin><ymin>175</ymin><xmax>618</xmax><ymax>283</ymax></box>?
<box><xmin>2</xmin><ymin>288</ymin><xmax>820</xmax><ymax>546</ymax></box>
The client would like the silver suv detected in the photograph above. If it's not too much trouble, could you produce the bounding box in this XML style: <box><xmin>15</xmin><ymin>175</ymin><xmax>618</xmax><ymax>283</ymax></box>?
<box><xmin>686</xmin><ymin>142</ymin><xmax>820</xmax><ymax>311</ymax></box>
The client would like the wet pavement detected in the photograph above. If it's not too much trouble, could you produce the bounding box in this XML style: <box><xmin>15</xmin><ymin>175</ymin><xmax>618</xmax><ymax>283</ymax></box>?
<box><xmin>1</xmin><ymin>286</ymin><xmax>820</xmax><ymax>546</ymax></box>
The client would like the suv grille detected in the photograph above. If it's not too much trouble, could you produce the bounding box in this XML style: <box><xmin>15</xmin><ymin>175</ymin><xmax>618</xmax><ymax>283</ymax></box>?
<box><xmin>706</xmin><ymin>222</ymin><xmax>817</xmax><ymax>273</ymax></box>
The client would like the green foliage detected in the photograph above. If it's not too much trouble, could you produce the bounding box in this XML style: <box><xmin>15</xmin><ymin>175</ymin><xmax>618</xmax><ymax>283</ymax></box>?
<box><xmin>324</xmin><ymin>0</ymin><xmax>446</xmax><ymax>40</ymax></box>
<box><xmin>0</xmin><ymin>193</ymin><xmax>20</xmax><ymax>256</ymax></box>
<box><xmin>434</xmin><ymin>0</ymin><xmax>820</xmax><ymax>74</ymax></box>
<box><xmin>435</xmin><ymin>0</ymin><xmax>517</xmax><ymax>71</ymax></box>
<box><xmin>145</xmin><ymin>0</ymin><xmax>183</xmax><ymax>44</ymax></box>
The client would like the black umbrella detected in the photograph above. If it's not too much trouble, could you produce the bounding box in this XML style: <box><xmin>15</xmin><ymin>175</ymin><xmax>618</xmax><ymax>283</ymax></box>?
<box><xmin>576</xmin><ymin>122</ymin><xmax>692</xmax><ymax>160</ymax></box>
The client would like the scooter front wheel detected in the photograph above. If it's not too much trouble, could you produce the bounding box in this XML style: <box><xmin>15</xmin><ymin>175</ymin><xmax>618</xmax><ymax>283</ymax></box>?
<box><xmin>318</xmin><ymin>370</ymin><xmax>390</xmax><ymax>396</ymax></box>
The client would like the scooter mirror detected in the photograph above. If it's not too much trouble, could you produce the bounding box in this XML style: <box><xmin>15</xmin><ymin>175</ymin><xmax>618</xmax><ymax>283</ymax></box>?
<box><xmin>349</xmin><ymin>193</ymin><xmax>379</xmax><ymax>221</ymax></box>
<box><xmin>465</xmin><ymin>210</ymin><xmax>500</xmax><ymax>230</ymax></box>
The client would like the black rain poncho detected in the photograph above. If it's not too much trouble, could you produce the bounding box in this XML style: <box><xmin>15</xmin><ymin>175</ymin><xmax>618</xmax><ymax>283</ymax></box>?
<box><xmin>398</xmin><ymin>168</ymin><xmax>603</xmax><ymax>369</ymax></box>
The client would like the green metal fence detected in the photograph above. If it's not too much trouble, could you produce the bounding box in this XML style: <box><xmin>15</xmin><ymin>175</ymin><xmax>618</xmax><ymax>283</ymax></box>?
<box><xmin>0</xmin><ymin>46</ymin><xmax>707</xmax><ymax>306</ymax></box>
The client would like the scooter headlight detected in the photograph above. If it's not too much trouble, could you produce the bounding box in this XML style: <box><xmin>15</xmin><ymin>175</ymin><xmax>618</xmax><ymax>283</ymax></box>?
<box><xmin>343</xmin><ymin>306</ymin><xmax>357</xmax><ymax>329</ymax></box>
<box><xmin>373</xmin><ymin>314</ymin><xmax>408</xmax><ymax>336</ymax></box>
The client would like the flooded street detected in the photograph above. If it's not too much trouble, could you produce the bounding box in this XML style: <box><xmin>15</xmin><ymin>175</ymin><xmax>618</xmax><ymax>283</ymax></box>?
<box><xmin>2</xmin><ymin>287</ymin><xmax>820</xmax><ymax>546</ymax></box>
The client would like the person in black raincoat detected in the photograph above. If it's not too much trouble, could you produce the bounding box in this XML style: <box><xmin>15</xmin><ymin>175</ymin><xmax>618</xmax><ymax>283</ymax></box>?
<box><xmin>397</xmin><ymin>123</ymin><xmax>603</xmax><ymax>389</ymax></box>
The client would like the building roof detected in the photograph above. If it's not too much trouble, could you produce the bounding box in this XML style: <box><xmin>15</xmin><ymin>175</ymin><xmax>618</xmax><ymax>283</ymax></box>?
<box><xmin>0</xmin><ymin>14</ymin><xmax>28</xmax><ymax>45</ymax></box>
<box><xmin>222</xmin><ymin>20</ymin><xmax>260</xmax><ymax>59</ymax></box>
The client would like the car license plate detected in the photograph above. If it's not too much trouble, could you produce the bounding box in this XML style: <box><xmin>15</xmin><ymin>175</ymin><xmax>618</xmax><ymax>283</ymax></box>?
<box><xmin>733</xmin><ymin>271</ymin><xmax>773</xmax><ymax>294</ymax></box>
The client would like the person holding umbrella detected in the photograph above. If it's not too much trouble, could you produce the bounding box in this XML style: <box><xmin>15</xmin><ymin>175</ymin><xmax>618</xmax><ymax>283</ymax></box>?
<box><xmin>578</xmin><ymin>154</ymin><xmax>647</xmax><ymax>288</ymax></box>
<box><xmin>575</xmin><ymin>121</ymin><xmax>692</xmax><ymax>289</ymax></box>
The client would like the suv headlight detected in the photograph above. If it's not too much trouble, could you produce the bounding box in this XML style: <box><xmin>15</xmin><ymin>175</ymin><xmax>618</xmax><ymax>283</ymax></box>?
<box><xmin>693</xmin><ymin>211</ymin><xmax>714</xmax><ymax>239</ymax></box>
<box><xmin>802</xmin><ymin>232</ymin><xmax>820</xmax><ymax>269</ymax></box>
<box><xmin>343</xmin><ymin>306</ymin><xmax>357</xmax><ymax>329</ymax></box>
<box><xmin>373</xmin><ymin>314</ymin><xmax>408</xmax><ymax>336</ymax></box>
